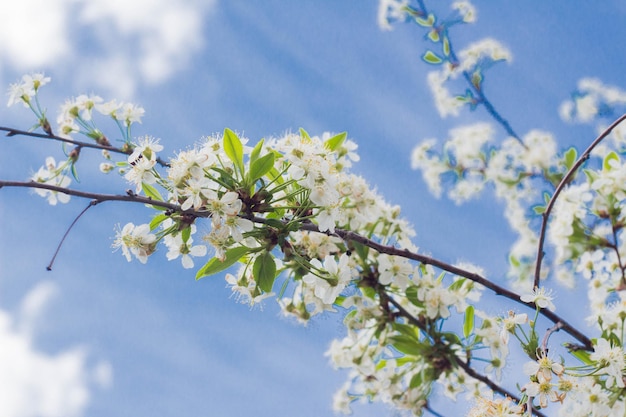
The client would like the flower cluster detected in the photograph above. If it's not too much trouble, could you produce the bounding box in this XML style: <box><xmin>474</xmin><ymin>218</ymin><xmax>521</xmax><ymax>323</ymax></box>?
<box><xmin>560</xmin><ymin>78</ymin><xmax>626</xmax><ymax>124</ymax></box>
<box><xmin>7</xmin><ymin>73</ymin><xmax>50</xmax><ymax>108</ymax></box>
<box><xmin>30</xmin><ymin>156</ymin><xmax>72</xmax><ymax>205</ymax></box>
<box><xmin>57</xmin><ymin>94</ymin><xmax>144</xmax><ymax>143</ymax></box>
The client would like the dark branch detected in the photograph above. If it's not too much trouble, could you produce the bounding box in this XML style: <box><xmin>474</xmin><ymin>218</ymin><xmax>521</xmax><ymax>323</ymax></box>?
<box><xmin>456</xmin><ymin>360</ymin><xmax>548</xmax><ymax>417</ymax></box>
<box><xmin>386</xmin><ymin>296</ymin><xmax>522</xmax><ymax>409</ymax></box>
<box><xmin>293</xmin><ymin>221</ymin><xmax>593</xmax><ymax>351</ymax></box>
<box><xmin>0</xmin><ymin>126</ymin><xmax>170</xmax><ymax>167</ymax></box>
<box><xmin>0</xmin><ymin>180</ymin><xmax>200</xmax><ymax>215</ymax></box>
<box><xmin>0</xmin><ymin>179</ymin><xmax>593</xmax><ymax>350</ymax></box>
<box><xmin>424</xmin><ymin>404</ymin><xmax>446</xmax><ymax>417</ymax></box>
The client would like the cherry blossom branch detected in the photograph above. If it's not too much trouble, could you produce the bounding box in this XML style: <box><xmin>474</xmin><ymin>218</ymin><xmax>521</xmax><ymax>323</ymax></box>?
<box><xmin>4</xmin><ymin>179</ymin><xmax>516</xmax><ymax>414</ymax></box>
<box><xmin>389</xmin><ymin>299</ymin><xmax>549</xmax><ymax>417</ymax></box>
<box><xmin>404</xmin><ymin>5</ymin><xmax>522</xmax><ymax>143</ymax></box>
<box><xmin>0</xmin><ymin>179</ymin><xmax>593</xmax><ymax>350</ymax></box>
<box><xmin>0</xmin><ymin>180</ymin><xmax>191</xmax><ymax>213</ymax></box>
<box><xmin>533</xmin><ymin>113</ymin><xmax>626</xmax><ymax>289</ymax></box>
<box><xmin>293</xmin><ymin>221</ymin><xmax>593</xmax><ymax>350</ymax></box>
<box><xmin>385</xmin><ymin>296</ymin><xmax>524</xmax><ymax>407</ymax></box>
<box><xmin>0</xmin><ymin>126</ymin><xmax>170</xmax><ymax>167</ymax></box>
<box><xmin>457</xmin><ymin>360</ymin><xmax>547</xmax><ymax>417</ymax></box>
<box><xmin>448</xmin><ymin>44</ymin><xmax>521</xmax><ymax>143</ymax></box>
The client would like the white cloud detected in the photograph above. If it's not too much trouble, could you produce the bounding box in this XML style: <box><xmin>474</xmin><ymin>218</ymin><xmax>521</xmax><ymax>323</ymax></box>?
<box><xmin>0</xmin><ymin>281</ymin><xmax>111</xmax><ymax>417</ymax></box>
<box><xmin>0</xmin><ymin>0</ymin><xmax>216</xmax><ymax>97</ymax></box>
<box><xmin>17</xmin><ymin>280</ymin><xmax>58</xmax><ymax>335</ymax></box>
<box><xmin>0</xmin><ymin>0</ymin><xmax>73</xmax><ymax>68</ymax></box>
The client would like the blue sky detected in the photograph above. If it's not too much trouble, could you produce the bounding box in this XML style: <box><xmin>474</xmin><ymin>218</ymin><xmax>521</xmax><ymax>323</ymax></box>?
<box><xmin>1</xmin><ymin>1</ymin><xmax>626</xmax><ymax>416</ymax></box>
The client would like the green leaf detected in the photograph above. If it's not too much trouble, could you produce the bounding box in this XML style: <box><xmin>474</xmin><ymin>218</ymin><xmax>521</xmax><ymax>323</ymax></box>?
<box><xmin>533</xmin><ymin>205</ymin><xmax>546</xmax><ymax>215</ymax></box>
<box><xmin>442</xmin><ymin>332</ymin><xmax>462</xmax><ymax>346</ymax></box>
<box><xmin>299</xmin><ymin>128</ymin><xmax>311</xmax><ymax>140</ymax></box>
<box><xmin>266</xmin><ymin>163</ymin><xmax>284</xmax><ymax>185</ymax></box>
<box><xmin>351</xmin><ymin>240</ymin><xmax>369</xmax><ymax>260</ymax></box>
<box><xmin>427</xmin><ymin>29</ymin><xmax>439</xmax><ymax>42</ymax></box>
<box><xmin>463</xmin><ymin>305</ymin><xmax>475</xmax><ymax>338</ymax></box>
<box><xmin>223</xmin><ymin>128</ymin><xmax>245</xmax><ymax>176</ymax></box>
<box><xmin>250</xmin><ymin>138</ymin><xmax>265</xmax><ymax>165</ymax></box>
<box><xmin>324</xmin><ymin>132</ymin><xmax>347</xmax><ymax>151</ymax></box>
<box><xmin>608</xmin><ymin>332</ymin><xmax>622</xmax><ymax>348</ymax></box>
<box><xmin>253</xmin><ymin>251</ymin><xmax>277</xmax><ymax>293</ymax></box>
<box><xmin>569</xmin><ymin>348</ymin><xmax>592</xmax><ymax>365</ymax></box>
<box><xmin>543</xmin><ymin>191</ymin><xmax>551</xmax><ymax>205</ymax></box>
<box><xmin>149</xmin><ymin>213</ymin><xmax>168</xmax><ymax>231</ymax></box>
<box><xmin>361</xmin><ymin>286</ymin><xmax>377</xmax><ymax>300</ymax></box>
<box><xmin>448</xmin><ymin>278</ymin><xmax>466</xmax><ymax>291</ymax></box>
<box><xmin>389</xmin><ymin>335</ymin><xmax>424</xmax><ymax>356</ymax></box>
<box><xmin>409</xmin><ymin>372</ymin><xmax>422</xmax><ymax>389</ymax></box>
<box><xmin>471</xmin><ymin>70</ymin><xmax>483</xmax><ymax>90</ymax></box>
<box><xmin>181</xmin><ymin>226</ymin><xmax>191</xmax><ymax>243</ymax></box>
<box><xmin>196</xmin><ymin>246</ymin><xmax>251</xmax><ymax>280</ymax></box>
<box><xmin>583</xmin><ymin>168</ymin><xmax>598</xmax><ymax>183</ymax></box>
<box><xmin>405</xmin><ymin>286</ymin><xmax>423</xmax><ymax>307</ymax></box>
<box><xmin>522</xmin><ymin>331</ymin><xmax>540</xmax><ymax>361</ymax></box>
<box><xmin>142</xmin><ymin>182</ymin><xmax>164</xmax><ymax>201</ymax></box>
<box><xmin>603</xmin><ymin>150</ymin><xmax>619</xmax><ymax>171</ymax></box>
<box><xmin>343</xmin><ymin>309</ymin><xmax>357</xmax><ymax>324</ymax></box>
<box><xmin>415</xmin><ymin>13</ymin><xmax>435</xmax><ymax>27</ymax></box>
<box><xmin>392</xmin><ymin>322</ymin><xmax>420</xmax><ymax>340</ymax></box>
<box><xmin>263</xmin><ymin>218</ymin><xmax>286</xmax><ymax>229</ymax></box>
<box><xmin>442</xmin><ymin>36</ymin><xmax>450</xmax><ymax>56</ymax></box>
<box><xmin>422</xmin><ymin>50</ymin><xmax>442</xmax><ymax>65</ymax></box>
<box><xmin>248</xmin><ymin>152</ymin><xmax>275</xmax><ymax>183</ymax></box>
<box><xmin>70</xmin><ymin>163</ymin><xmax>80</xmax><ymax>181</ymax></box>
<box><xmin>564</xmin><ymin>147</ymin><xmax>578</xmax><ymax>169</ymax></box>
<box><xmin>334</xmin><ymin>295</ymin><xmax>346</xmax><ymax>307</ymax></box>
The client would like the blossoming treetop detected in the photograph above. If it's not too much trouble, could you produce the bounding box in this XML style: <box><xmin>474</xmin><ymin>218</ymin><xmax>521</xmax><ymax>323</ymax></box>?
<box><xmin>3</xmin><ymin>1</ymin><xmax>626</xmax><ymax>416</ymax></box>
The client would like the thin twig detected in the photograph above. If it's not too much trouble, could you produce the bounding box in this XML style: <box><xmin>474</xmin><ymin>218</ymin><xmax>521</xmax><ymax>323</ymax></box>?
<box><xmin>533</xmin><ymin>113</ymin><xmax>626</xmax><ymax>289</ymax></box>
<box><xmin>457</xmin><ymin>360</ymin><xmax>547</xmax><ymax>417</ymax></box>
<box><xmin>0</xmin><ymin>126</ymin><xmax>170</xmax><ymax>167</ymax></box>
<box><xmin>424</xmin><ymin>403</ymin><xmax>446</xmax><ymax>417</ymax></box>
<box><xmin>47</xmin><ymin>200</ymin><xmax>99</xmax><ymax>270</ymax></box>
<box><xmin>541</xmin><ymin>322</ymin><xmax>563</xmax><ymax>354</ymax></box>
<box><xmin>386</xmin><ymin>296</ymin><xmax>428</xmax><ymax>334</ymax></box>
<box><xmin>404</xmin><ymin>5</ymin><xmax>522</xmax><ymax>143</ymax></box>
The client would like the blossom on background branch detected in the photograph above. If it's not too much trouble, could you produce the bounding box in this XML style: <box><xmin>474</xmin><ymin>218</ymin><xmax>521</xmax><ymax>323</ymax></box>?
<box><xmin>533</xmin><ymin>113</ymin><xmax>626</xmax><ymax>289</ymax></box>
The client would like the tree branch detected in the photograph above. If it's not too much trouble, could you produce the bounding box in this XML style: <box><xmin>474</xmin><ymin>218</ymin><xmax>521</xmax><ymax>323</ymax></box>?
<box><xmin>0</xmin><ymin>179</ymin><xmax>593</xmax><ymax>350</ymax></box>
<box><xmin>292</xmin><ymin>221</ymin><xmax>593</xmax><ymax>350</ymax></box>
<box><xmin>0</xmin><ymin>180</ymin><xmax>194</xmax><ymax>214</ymax></box>
<box><xmin>541</xmin><ymin>322</ymin><xmax>563</xmax><ymax>354</ymax></box>
<box><xmin>0</xmin><ymin>126</ymin><xmax>169</xmax><ymax>167</ymax></box>
<box><xmin>385</xmin><ymin>296</ymin><xmax>527</xmax><ymax>410</ymax></box>
<box><xmin>533</xmin><ymin>113</ymin><xmax>626</xmax><ymax>289</ymax></box>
